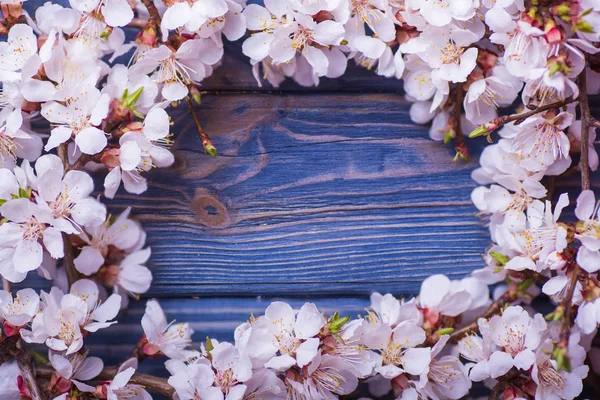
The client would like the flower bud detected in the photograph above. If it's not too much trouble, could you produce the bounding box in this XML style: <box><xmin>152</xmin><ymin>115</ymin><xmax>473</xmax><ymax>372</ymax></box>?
<box><xmin>97</xmin><ymin>264</ymin><xmax>120</xmax><ymax>288</ymax></box>
<box><xmin>100</xmin><ymin>148</ymin><xmax>121</xmax><ymax>169</ymax></box>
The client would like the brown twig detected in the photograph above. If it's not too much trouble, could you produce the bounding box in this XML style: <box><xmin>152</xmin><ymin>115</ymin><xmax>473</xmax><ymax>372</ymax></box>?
<box><xmin>578</xmin><ymin>69</ymin><xmax>591</xmax><ymax>191</ymax></box>
<box><xmin>449</xmin><ymin>285</ymin><xmax>519</xmax><ymax>343</ymax></box>
<box><xmin>36</xmin><ymin>365</ymin><xmax>174</xmax><ymax>398</ymax></box>
<box><xmin>470</xmin><ymin>96</ymin><xmax>577</xmax><ymax>139</ymax></box>
<box><xmin>451</xmin><ymin>86</ymin><xmax>470</xmax><ymax>162</ymax></box>
<box><xmin>0</xmin><ymin>340</ymin><xmax>45</xmax><ymax>400</ymax></box>
<box><xmin>2</xmin><ymin>277</ymin><xmax>12</xmax><ymax>293</ymax></box>
<box><xmin>61</xmin><ymin>232</ymin><xmax>81</xmax><ymax>288</ymax></box>
<box><xmin>126</xmin><ymin>17</ymin><xmax>149</xmax><ymax>29</ymax></box>
<box><xmin>186</xmin><ymin>96</ymin><xmax>217</xmax><ymax>156</ymax></box>
<box><xmin>56</xmin><ymin>144</ymin><xmax>82</xmax><ymax>288</ymax></box>
<box><xmin>139</xmin><ymin>0</ymin><xmax>161</xmax><ymax>27</ymax></box>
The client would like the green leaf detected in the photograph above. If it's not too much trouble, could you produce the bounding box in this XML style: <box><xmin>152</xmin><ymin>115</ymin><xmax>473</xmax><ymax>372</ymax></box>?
<box><xmin>0</xmin><ymin>198</ymin><xmax>6</xmax><ymax>206</ymax></box>
<box><xmin>489</xmin><ymin>251</ymin><xmax>509</xmax><ymax>266</ymax></box>
<box><xmin>436</xmin><ymin>327</ymin><xmax>455</xmax><ymax>336</ymax></box>
<box><xmin>205</xmin><ymin>336</ymin><xmax>214</xmax><ymax>353</ymax></box>
<box><xmin>124</xmin><ymin>86</ymin><xmax>144</xmax><ymax>109</ymax></box>
<box><xmin>18</xmin><ymin>188</ymin><xmax>30</xmax><ymax>199</ymax></box>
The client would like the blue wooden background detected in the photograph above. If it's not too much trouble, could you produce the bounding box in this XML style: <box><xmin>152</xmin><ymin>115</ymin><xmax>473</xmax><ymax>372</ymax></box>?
<box><xmin>19</xmin><ymin>0</ymin><xmax>600</xmax><ymax>383</ymax></box>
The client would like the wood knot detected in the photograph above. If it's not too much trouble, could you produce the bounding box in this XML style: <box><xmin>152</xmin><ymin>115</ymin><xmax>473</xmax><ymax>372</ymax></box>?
<box><xmin>191</xmin><ymin>188</ymin><xmax>229</xmax><ymax>228</ymax></box>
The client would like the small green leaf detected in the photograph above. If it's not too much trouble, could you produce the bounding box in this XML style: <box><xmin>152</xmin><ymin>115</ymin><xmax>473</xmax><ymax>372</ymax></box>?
<box><xmin>436</xmin><ymin>327</ymin><xmax>455</xmax><ymax>336</ymax></box>
<box><xmin>489</xmin><ymin>251</ymin><xmax>509</xmax><ymax>266</ymax></box>
<box><xmin>124</xmin><ymin>87</ymin><xmax>144</xmax><ymax>109</ymax></box>
<box><xmin>517</xmin><ymin>279</ymin><xmax>534</xmax><ymax>292</ymax></box>
<box><xmin>18</xmin><ymin>188</ymin><xmax>30</xmax><ymax>199</ymax></box>
<box><xmin>329</xmin><ymin>315</ymin><xmax>351</xmax><ymax>333</ymax></box>
<box><xmin>205</xmin><ymin>336</ymin><xmax>214</xmax><ymax>353</ymax></box>
<box><xmin>0</xmin><ymin>198</ymin><xmax>6</xmax><ymax>206</ymax></box>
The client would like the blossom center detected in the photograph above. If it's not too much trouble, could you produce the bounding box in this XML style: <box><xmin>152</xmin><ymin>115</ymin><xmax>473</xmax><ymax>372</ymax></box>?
<box><xmin>538</xmin><ymin>360</ymin><xmax>565</xmax><ymax>390</ymax></box>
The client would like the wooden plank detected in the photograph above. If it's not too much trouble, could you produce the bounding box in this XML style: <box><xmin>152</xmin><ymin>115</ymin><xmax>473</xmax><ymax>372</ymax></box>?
<box><xmin>97</xmin><ymin>92</ymin><xmax>491</xmax><ymax>296</ymax></box>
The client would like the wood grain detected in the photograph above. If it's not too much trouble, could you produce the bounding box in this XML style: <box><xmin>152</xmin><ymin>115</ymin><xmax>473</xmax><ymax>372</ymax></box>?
<box><xmin>92</xmin><ymin>92</ymin><xmax>492</xmax><ymax>296</ymax></box>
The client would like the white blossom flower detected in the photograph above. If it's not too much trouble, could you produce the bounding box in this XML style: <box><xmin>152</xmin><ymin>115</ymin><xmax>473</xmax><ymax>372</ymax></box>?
<box><xmin>48</xmin><ymin>351</ymin><xmax>103</xmax><ymax>393</ymax></box>
<box><xmin>129</xmin><ymin>41</ymin><xmax>223</xmax><ymax>101</ymax></box>
<box><xmin>105</xmin><ymin>358</ymin><xmax>152</xmax><ymax>400</ymax></box>
<box><xmin>245</xmin><ymin>301</ymin><xmax>326</xmax><ymax>370</ymax></box>
<box><xmin>41</xmin><ymin>85</ymin><xmax>110</xmax><ymax>155</ymax></box>
<box><xmin>487</xmin><ymin>306</ymin><xmax>546</xmax><ymax>374</ymax></box>
<box><xmin>141</xmin><ymin>299</ymin><xmax>193</xmax><ymax>360</ymax></box>
<box><xmin>74</xmin><ymin>207</ymin><xmax>142</xmax><ymax>275</ymax></box>
<box><xmin>574</xmin><ymin>190</ymin><xmax>600</xmax><ymax>272</ymax></box>
<box><xmin>504</xmin><ymin>194</ymin><xmax>569</xmax><ymax>272</ymax></box>
<box><xmin>0</xmin><ymin>288</ymin><xmax>39</xmax><ymax>335</ymax></box>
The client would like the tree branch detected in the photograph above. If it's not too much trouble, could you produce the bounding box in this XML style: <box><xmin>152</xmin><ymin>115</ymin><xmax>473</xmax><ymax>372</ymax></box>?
<box><xmin>469</xmin><ymin>96</ymin><xmax>577</xmax><ymax>138</ymax></box>
<box><xmin>578</xmin><ymin>69</ymin><xmax>591</xmax><ymax>191</ymax></box>
<box><xmin>187</xmin><ymin>96</ymin><xmax>216</xmax><ymax>156</ymax></box>
<box><xmin>449</xmin><ymin>285</ymin><xmax>519</xmax><ymax>343</ymax></box>
<box><xmin>139</xmin><ymin>0</ymin><xmax>161</xmax><ymax>27</ymax></box>
<box><xmin>36</xmin><ymin>365</ymin><xmax>174</xmax><ymax>398</ymax></box>
<box><xmin>0</xmin><ymin>341</ymin><xmax>45</xmax><ymax>400</ymax></box>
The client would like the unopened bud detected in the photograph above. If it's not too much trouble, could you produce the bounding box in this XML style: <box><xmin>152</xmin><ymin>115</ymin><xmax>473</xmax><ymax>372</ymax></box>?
<box><xmin>189</xmin><ymin>86</ymin><xmax>202</xmax><ymax>105</ymax></box>
<box><xmin>452</xmin><ymin>142</ymin><xmax>470</xmax><ymax>163</ymax></box>
<box><xmin>100</xmin><ymin>148</ymin><xmax>121</xmax><ymax>168</ymax></box>
<box><xmin>1</xmin><ymin>2</ymin><xmax>23</xmax><ymax>19</ymax></box>
<box><xmin>204</xmin><ymin>142</ymin><xmax>217</xmax><ymax>157</ymax></box>
<box><xmin>97</xmin><ymin>264</ymin><xmax>120</xmax><ymax>287</ymax></box>
<box><xmin>469</xmin><ymin>123</ymin><xmax>496</xmax><ymax>138</ymax></box>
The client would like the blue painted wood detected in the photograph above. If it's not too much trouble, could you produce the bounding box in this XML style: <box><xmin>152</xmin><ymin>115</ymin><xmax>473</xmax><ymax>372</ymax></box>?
<box><xmin>101</xmin><ymin>93</ymin><xmax>492</xmax><ymax>296</ymax></box>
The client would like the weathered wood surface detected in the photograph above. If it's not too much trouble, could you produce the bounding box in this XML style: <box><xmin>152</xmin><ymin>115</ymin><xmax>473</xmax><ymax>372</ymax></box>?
<box><xmin>103</xmin><ymin>92</ymin><xmax>492</xmax><ymax>296</ymax></box>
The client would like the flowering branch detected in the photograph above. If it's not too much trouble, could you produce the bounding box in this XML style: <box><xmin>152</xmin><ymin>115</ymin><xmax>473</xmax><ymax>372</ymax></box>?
<box><xmin>35</xmin><ymin>365</ymin><xmax>174</xmax><ymax>397</ymax></box>
<box><xmin>0</xmin><ymin>340</ymin><xmax>45</xmax><ymax>400</ymax></box>
<box><xmin>449</xmin><ymin>283</ymin><xmax>519</xmax><ymax>343</ymax></box>
<box><xmin>578</xmin><ymin>68</ymin><xmax>592</xmax><ymax>191</ymax></box>
<box><xmin>469</xmin><ymin>96</ymin><xmax>577</xmax><ymax>139</ymax></box>
<box><xmin>187</xmin><ymin>96</ymin><xmax>216</xmax><ymax>156</ymax></box>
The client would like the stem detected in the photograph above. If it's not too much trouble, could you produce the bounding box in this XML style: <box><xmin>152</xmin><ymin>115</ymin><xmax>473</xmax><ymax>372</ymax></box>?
<box><xmin>62</xmin><ymin>232</ymin><xmax>81</xmax><ymax>289</ymax></box>
<box><xmin>578</xmin><ymin>68</ymin><xmax>591</xmax><ymax>191</ymax></box>
<box><xmin>139</xmin><ymin>0</ymin><xmax>161</xmax><ymax>27</ymax></box>
<box><xmin>2</xmin><ymin>277</ymin><xmax>12</xmax><ymax>293</ymax></box>
<box><xmin>451</xmin><ymin>86</ymin><xmax>470</xmax><ymax>162</ymax></box>
<box><xmin>0</xmin><ymin>341</ymin><xmax>45</xmax><ymax>400</ymax></box>
<box><xmin>186</xmin><ymin>96</ymin><xmax>217</xmax><ymax>156</ymax></box>
<box><xmin>36</xmin><ymin>365</ymin><xmax>174</xmax><ymax>398</ymax></box>
<box><xmin>56</xmin><ymin>144</ymin><xmax>82</xmax><ymax>288</ymax></box>
<box><xmin>126</xmin><ymin>18</ymin><xmax>148</xmax><ymax>29</ymax></box>
<box><xmin>449</xmin><ymin>285</ymin><xmax>519</xmax><ymax>343</ymax></box>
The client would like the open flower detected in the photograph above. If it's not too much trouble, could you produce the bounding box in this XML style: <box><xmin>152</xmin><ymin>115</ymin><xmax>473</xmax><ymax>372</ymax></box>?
<box><xmin>246</xmin><ymin>301</ymin><xmax>326</xmax><ymax>370</ymax></box>
<box><xmin>141</xmin><ymin>299</ymin><xmax>193</xmax><ymax>360</ymax></box>
<box><xmin>41</xmin><ymin>85</ymin><xmax>110</xmax><ymax>155</ymax></box>
<box><xmin>49</xmin><ymin>351</ymin><xmax>103</xmax><ymax>393</ymax></box>
<box><xmin>487</xmin><ymin>306</ymin><xmax>547</xmax><ymax>374</ymax></box>
<box><xmin>574</xmin><ymin>190</ymin><xmax>600</xmax><ymax>272</ymax></box>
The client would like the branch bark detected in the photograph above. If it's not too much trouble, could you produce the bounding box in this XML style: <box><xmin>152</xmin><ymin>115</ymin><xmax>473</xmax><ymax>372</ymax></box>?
<box><xmin>36</xmin><ymin>365</ymin><xmax>174</xmax><ymax>398</ymax></box>
<box><xmin>0</xmin><ymin>341</ymin><xmax>45</xmax><ymax>400</ymax></box>
<box><xmin>449</xmin><ymin>285</ymin><xmax>519</xmax><ymax>343</ymax></box>
<box><xmin>578</xmin><ymin>69</ymin><xmax>591</xmax><ymax>191</ymax></box>
<box><xmin>187</xmin><ymin>96</ymin><xmax>216</xmax><ymax>156</ymax></box>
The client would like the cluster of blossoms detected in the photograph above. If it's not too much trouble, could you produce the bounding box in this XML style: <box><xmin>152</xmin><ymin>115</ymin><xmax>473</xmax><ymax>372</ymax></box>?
<box><xmin>0</xmin><ymin>0</ymin><xmax>598</xmax><ymax>399</ymax></box>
